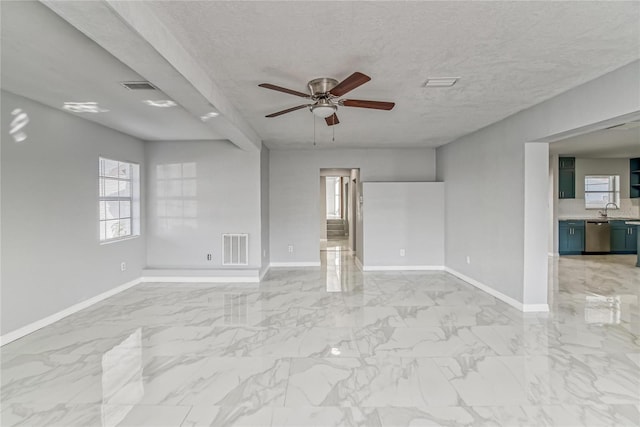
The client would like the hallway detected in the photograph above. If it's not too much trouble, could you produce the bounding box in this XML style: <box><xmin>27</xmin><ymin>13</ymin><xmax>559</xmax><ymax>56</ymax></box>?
<box><xmin>1</xmin><ymin>252</ymin><xmax>639</xmax><ymax>426</ymax></box>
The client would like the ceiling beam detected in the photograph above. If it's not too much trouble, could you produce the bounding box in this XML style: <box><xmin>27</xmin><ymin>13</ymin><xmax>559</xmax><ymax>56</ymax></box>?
<box><xmin>41</xmin><ymin>0</ymin><xmax>262</xmax><ymax>152</ymax></box>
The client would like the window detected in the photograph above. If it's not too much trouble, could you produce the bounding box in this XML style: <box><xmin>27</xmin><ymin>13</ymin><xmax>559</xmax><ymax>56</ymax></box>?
<box><xmin>584</xmin><ymin>175</ymin><xmax>620</xmax><ymax>209</ymax></box>
<box><xmin>99</xmin><ymin>157</ymin><xmax>140</xmax><ymax>242</ymax></box>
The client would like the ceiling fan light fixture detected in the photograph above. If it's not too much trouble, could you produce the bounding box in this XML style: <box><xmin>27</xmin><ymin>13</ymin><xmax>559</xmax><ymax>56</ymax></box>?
<box><xmin>311</xmin><ymin>104</ymin><xmax>337</xmax><ymax>118</ymax></box>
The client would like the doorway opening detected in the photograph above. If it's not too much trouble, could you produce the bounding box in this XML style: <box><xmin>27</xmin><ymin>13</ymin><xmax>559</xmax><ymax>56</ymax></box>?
<box><xmin>320</xmin><ymin>168</ymin><xmax>359</xmax><ymax>253</ymax></box>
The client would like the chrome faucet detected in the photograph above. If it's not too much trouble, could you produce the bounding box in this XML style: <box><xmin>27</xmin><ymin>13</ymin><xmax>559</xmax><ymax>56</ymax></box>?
<box><xmin>599</xmin><ymin>202</ymin><xmax>619</xmax><ymax>218</ymax></box>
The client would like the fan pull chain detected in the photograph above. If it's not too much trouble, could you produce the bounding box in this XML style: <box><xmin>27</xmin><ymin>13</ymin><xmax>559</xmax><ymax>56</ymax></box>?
<box><xmin>332</xmin><ymin>123</ymin><xmax>335</xmax><ymax>142</ymax></box>
<box><xmin>313</xmin><ymin>115</ymin><xmax>316</xmax><ymax>146</ymax></box>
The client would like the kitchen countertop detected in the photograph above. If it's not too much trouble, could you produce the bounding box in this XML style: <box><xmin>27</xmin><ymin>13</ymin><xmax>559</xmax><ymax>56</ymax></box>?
<box><xmin>559</xmin><ymin>217</ymin><xmax>640</xmax><ymax>221</ymax></box>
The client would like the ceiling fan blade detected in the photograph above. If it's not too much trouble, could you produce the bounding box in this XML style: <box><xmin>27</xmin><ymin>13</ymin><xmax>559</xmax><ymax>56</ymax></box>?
<box><xmin>342</xmin><ymin>99</ymin><xmax>395</xmax><ymax>110</ymax></box>
<box><xmin>329</xmin><ymin>72</ymin><xmax>371</xmax><ymax>97</ymax></box>
<box><xmin>325</xmin><ymin>113</ymin><xmax>340</xmax><ymax>126</ymax></box>
<box><xmin>265</xmin><ymin>104</ymin><xmax>309</xmax><ymax>118</ymax></box>
<box><xmin>259</xmin><ymin>83</ymin><xmax>310</xmax><ymax>98</ymax></box>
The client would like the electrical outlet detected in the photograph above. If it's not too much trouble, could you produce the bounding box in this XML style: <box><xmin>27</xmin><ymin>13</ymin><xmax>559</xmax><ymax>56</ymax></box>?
<box><xmin>207</xmin><ymin>253</ymin><xmax>212</xmax><ymax>261</ymax></box>
<box><xmin>399</xmin><ymin>249</ymin><xmax>406</xmax><ymax>257</ymax></box>
<box><xmin>466</xmin><ymin>256</ymin><xmax>471</xmax><ymax>264</ymax></box>
<box><xmin>288</xmin><ymin>244</ymin><xmax>294</xmax><ymax>253</ymax></box>
<box><xmin>263</xmin><ymin>249</ymin><xmax>267</xmax><ymax>257</ymax></box>
<box><xmin>120</xmin><ymin>262</ymin><xmax>126</xmax><ymax>271</ymax></box>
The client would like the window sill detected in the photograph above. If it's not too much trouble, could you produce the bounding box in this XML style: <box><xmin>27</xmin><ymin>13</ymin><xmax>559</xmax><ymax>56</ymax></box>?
<box><xmin>100</xmin><ymin>235</ymin><xmax>140</xmax><ymax>245</ymax></box>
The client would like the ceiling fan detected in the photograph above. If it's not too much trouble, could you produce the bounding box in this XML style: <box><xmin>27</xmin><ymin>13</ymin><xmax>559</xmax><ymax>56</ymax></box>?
<box><xmin>259</xmin><ymin>72</ymin><xmax>395</xmax><ymax>126</ymax></box>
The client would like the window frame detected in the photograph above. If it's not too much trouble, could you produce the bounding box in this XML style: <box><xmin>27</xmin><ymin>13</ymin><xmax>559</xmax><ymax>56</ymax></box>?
<box><xmin>584</xmin><ymin>175</ymin><xmax>620</xmax><ymax>210</ymax></box>
<box><xmin>98</xmin><ymin>156</ymin><xmax>140</xmax><ymax>243</ymax></box>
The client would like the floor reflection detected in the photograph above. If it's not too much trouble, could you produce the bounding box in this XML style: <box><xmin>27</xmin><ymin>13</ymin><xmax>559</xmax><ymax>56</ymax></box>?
<box><xmin>101</xmin><ymin>328</ymin><xmax>143</xmax><ymax>426</ymax></box>
<box><xmin>1</xmin><ymin>253</ymin><xmax>639</xmax><ymax>426</ymax></box>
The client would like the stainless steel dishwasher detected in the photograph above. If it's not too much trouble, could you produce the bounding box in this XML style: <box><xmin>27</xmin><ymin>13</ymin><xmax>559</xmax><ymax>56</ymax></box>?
<box><xmin>585</xmin><ymin>220</ymin><xmax>611</xmax><ymax>253</ymax></box>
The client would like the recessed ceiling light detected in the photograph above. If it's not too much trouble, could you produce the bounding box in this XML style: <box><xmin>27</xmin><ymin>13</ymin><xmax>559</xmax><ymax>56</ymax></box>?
<box><xmin>423</xmin><ymin>77</ymin><xmax>459</xmax><ymax>88</ymax></box>
<box><xmin>201</xmin><ymin>111</ymin><xmax>220</xmax><ymax>121</ymax></box>
<box><xmin>143</xmin><ymin>100</ymin><xmax>177</xmax><ymax>108</ymax></box>
<box><xmin>63</xmin><ymin>102</ymin><xmax>109</xmax><ymax>113</ymax></box>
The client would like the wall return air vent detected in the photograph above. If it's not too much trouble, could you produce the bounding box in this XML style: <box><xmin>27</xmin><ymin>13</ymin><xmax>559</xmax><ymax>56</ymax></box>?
<box><xmin>223</xmin><ymin>234</ymin><xmax>249</xmax><ymax>266</ymax></box>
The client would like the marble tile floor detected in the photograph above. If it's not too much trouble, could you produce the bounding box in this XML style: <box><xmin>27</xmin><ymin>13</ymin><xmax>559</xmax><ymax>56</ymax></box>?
<box><xmin>1</xmin><ymin>252</ymin><xmax>639</xmax><ymax>426</ymax></box>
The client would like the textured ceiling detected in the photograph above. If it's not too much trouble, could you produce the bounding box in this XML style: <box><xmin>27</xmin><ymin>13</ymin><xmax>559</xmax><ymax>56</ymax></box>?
<box><xmin>147</xmin><ymin>1</ymin><xmax>640</xmax><ymax>149</ymax></box>
<box><xmin>1</xmin><ymin>1</ymin><xmax>222</xmax><ymax>141</ymax></box>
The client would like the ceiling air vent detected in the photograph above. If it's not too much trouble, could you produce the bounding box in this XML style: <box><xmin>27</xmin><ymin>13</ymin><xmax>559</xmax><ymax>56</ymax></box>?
<box><xmin>606</xmin><ymin>120</ymin><xmax>640</xmax><ymax>130</ymax></box>
<box><xmin>120</xmin><ymin>81</ymin><xmax>157</xmax><ymax>91</ymax></box>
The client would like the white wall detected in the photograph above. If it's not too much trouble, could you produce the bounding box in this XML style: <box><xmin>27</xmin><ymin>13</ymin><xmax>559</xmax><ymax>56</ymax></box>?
<box><xmin>145</xmin><ymin>140</ymin><xmax>261</xmax><ymax>269</ymax></box>
<box><xmin>523</xmin><ymin>143</ymin><xmax>549</xmax><ymax>308</ymax></box>
<box><xmin>362</xmin><ymin>182</ymin><xmax>444</xmax><ymax>268</ymax></box>
<box><xmin>260</xmin><ymin>146</ymin><xmax>270</xmax><ymax>273</ymax></box>
<box><xmin>437</xmin><ymin>60</ymin><xmax>640</xmax><ymax>306</ymax></box>
<box><xmin>1</xmin><ymin>90</ymin><xmax>146</xmax><ymax>335</ymax></box>
<box><xmin>270</xmin><ymin>148</ymin><xmax>436</xmax><ymax>264</ymax></box>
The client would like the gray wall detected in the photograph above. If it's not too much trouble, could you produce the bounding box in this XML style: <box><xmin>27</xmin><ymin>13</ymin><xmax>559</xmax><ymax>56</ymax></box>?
<box><xmin>319</xmin><ymin>176</ymin><xmax>326</xmax><ymax>240</ymax></box>
<box><xmin>260</xmin><ymin>145</ymin><xmax>270</xmax><ymax>273</ymax></box>
<box><xmin>354</xmin><ymin>169</ymin><xmax>363</xmax><ymax>262</ymax></box>
<box><xmin>1</xmin><ymin>90</ymin><xmax>146</xmax><ymax>334</ymax></box>
<box><xmin>575</xmin><ymin>158</ymin><xmax>630</xmax><ymax>197</ymax></box>
<box><xmin>362</xmin><ymin>182</ymin><xmax>444</xmax><ymax>267</ymax></box>
<box><xmin>270</xmin><ymin>148</ymin><xmax>436</xmax><ymax>264</ymax></box>
<box><xmin>437</xmin><ymin>60</ymin><xmax>640</xmax><ymax>304</ymax></box>
<box><xmin>145</xmin><ymin>140</ymin><xmax>261</xmax><ymax>269</ymax></box>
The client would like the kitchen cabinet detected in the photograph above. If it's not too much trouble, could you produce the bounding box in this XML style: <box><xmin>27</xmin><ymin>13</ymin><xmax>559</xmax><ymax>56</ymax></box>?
<box><xmin>611</xmin><ymin>221</ymin><xmax>638</xmax><ymax>254</ymax></box>
<box><xmin>559</xmin><ymin>220</ymin><xmax>584</xmax><ymax>255</ymax></box>
<box><xmin>559</xmin><ymin>157</ymin><xmax>575</xmax><ymax>199</ymax></box>
<box><xmin>559</xmin><ymin>157</ymin><xmax>575</xmax><ymax>169</ymax></box>
<box><xmin>631</xmin><ymin>157</ymin><xmax>640</xmax><ymax>199</ymax></box>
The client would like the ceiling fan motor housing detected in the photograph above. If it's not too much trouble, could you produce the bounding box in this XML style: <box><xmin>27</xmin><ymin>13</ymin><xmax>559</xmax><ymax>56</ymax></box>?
<box><xmin>307</xmin><ymin>78</ymin><xmax>338</xmax><ymax>97</ymax></box>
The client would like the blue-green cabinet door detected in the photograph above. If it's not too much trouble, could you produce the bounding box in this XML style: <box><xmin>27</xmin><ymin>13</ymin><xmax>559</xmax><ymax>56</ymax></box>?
<box><xmin>559</xmin><ymin>226</ymin><xmax>571</xmax><ymax>253</ymax></box>
<box><xmin>559</xmin><ymin>221</ymin><xmax>584</xmax><ymax>254</ymax></box>
<box><xmin>611</xmin><ymin>227</ymin><xmax>628</xmax><ymax>252</ymax></box>
<box><xmin>559</xmin><ymin>169</ymin><xmax>575</xmax><ymax>199</ymax></box>
<box><xmin>627</xmin><ymin>227</ymin><xmax>638</xmax><ymax>252</ymax></box>
<box><xmin>570</xmin><ymin>227</ymin><xmax>584</xmax><ymax>252</ymax></box>
<box><xmin>611</xmin><ymin>222</ymin><xmax>638</xmax><ymax>253</ymax></box>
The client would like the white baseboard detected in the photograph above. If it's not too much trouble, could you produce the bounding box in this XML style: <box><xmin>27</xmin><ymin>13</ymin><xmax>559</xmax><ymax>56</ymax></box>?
<box><xmin>0</xmin><ymin>277</ymin><xmax>142</xmax><ymax>347</ymax></box>
<box><xmin>522</xmin><ymin>303</ymin><xmax>550</xmax><ymax>312</ymax></box>
<box><xmin>444</xmin><ymin>267</ymin><xmax>549</xmax><ymax>313</ymax></box>
<box><xmin>141</xmin><ymin>276</ymin><xmax>259</xmax><ymax>283</ymax></box>
<box><xmin>548</xmin><ymin>252</ymin><xmax>559</xmax><ymax>257</ymax></box>
<box><xmin>362</xmin><ymin>265</ymin><xmax>445</xmax><ymax>271</ymax></box>
<box><xmin>269</xmin><ymin>262</ymin><xmax>321</xmax><ymax>267</ymax></box>
<box><xmin>354</xmin><ymin>257</ymin><xmax>363</xmax><ymax>271</ymax></box>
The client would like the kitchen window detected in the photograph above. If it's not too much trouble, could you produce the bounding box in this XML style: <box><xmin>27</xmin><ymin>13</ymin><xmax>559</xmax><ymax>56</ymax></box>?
<box><xmin>584</xmin><ymin>175</ymin><xmax>620</xmax><ymax>209</ymax></box>
<box><xmin>99</xmin><ymin>157</ymin><xmax>140</xmax><ymax>242</ymax></box>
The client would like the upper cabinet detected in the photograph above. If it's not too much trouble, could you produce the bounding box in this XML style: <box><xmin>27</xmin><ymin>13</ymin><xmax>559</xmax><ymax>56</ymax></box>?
<box><xmin>631</xmin><ymin>157</ymin><xmax>640</xmax><ymax>199</ymax></box>
<box><xmin>559</xmin><ymin>156</ymin><xmax>575</xmax><ymax>199</ymax></box>
<box><xmin>559</xmin><ymin>157</ymin><xmax>575</xmax><ymax>169</ymax></box>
